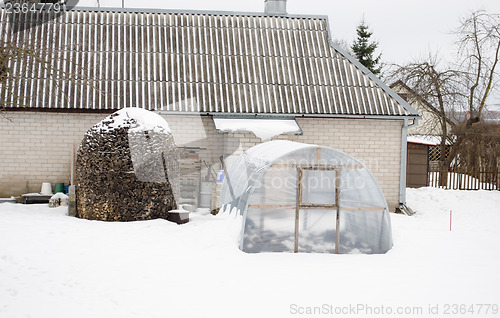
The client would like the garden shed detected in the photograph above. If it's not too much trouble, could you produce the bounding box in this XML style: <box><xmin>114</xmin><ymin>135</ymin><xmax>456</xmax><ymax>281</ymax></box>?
<box><xmin>220</xmin><ymin>140</ymin><xmax>392</xmax><ymax>254</ymax></box>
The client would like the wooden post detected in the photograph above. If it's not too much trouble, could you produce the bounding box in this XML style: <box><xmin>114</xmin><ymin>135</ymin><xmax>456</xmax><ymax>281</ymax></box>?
<box><xmin>70</xmin><ymin>145</ymin><xmax>77</xmax><ymax>186</ymax></box>
<box><xmin>68</xmin><ymin>185</ymin><xmax>76</xmax><ymax>217</ymax></box>
<box><xmin>497</xmin><ymin>158</ymin><xmax>500</xmax><ymax>190</ymax></box>
<box><xmin>450</xmin><ymin>210</ymin><xmax>452</xmax><ymax>231</ymax></box>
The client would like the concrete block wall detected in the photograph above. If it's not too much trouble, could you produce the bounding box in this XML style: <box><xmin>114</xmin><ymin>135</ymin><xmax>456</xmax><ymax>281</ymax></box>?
<box><xmin>211</xmin><ymin>117</ymin><xmax>403</xmax><ymax>210</ymax></box>
<box><xmin>0</xmin><ymin>111</ymin><xmax>402</xmax><ymax>210</ymax></box>
<box><xmin>0</xmin><ymin>111</ymin><xmax>107</xmax><ymax>196</ymax></box>
<box><xmin>292</xmin><ymin>118</ymin><xmax>402</xmax><ymax>210</ymax></box>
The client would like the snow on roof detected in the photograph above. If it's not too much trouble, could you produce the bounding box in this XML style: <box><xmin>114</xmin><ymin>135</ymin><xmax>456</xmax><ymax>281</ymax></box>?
<box><xmin>95</xmin><ymin>108</ymin><xmax>171</xmax><ymax>133</ymax></box>
<box><xmin>407</xmin><ymin>135</ymin><xmax>450</xmax><ymax>146</ymax></box>
<box><xmin>213</xmin><ymin>118</ymin><xmax>301</xmax><ymax>141</ymax></box>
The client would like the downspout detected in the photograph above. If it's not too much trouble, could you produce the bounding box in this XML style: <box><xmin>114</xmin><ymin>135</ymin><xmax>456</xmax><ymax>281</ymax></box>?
<box><xmin>399</xmin><ymin>117</ymin><xmax>419</xmax><ymax>214</ymax></box>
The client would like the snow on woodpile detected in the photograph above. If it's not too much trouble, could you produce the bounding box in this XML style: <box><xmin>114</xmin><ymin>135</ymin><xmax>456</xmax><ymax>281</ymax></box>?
<box><xmin>93</xmin><ymin>107</ymin><xmax>172</xmax><ymax>133</ymax></box>
<box><xmin>76</xmin><ymin>108</ymin><xmax>179</xmax><ymax>221</ymax></box>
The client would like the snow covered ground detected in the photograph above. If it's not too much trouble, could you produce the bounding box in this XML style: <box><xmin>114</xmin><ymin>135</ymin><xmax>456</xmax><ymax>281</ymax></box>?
<box><xmin>1</xmin><ymin>188</ymin><xmax>499</xmax><ymax>318</ymax></box>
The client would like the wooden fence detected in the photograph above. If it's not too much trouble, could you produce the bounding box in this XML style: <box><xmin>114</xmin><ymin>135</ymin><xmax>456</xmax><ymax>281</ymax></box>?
<box><xmin>428</xmin><ymin>167</ymin><xmax>499</xmax><ymax>190</ymax></box>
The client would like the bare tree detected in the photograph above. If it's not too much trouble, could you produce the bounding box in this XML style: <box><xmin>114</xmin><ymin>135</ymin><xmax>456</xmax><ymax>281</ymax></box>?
<box><xmin>1</xmin><ymin>34</ymin><xmax>96</xmax><ymax>119</ymax></box>
<box><xmin>332</xmin><ymin>38</ymin><xmax>353</xmax><ymax>55</ymax></box>
<box><xmin>389</xmin><ymin>10</ymin><xmax>500</xmax><ymax>186</ymax></box>
<box><xmin>1</xmin><ymin>1</ymin><xmax>99</xmax><ymax>119</ymax></box>
<box><xmin>387</xmin><ymin>54</ymin><xmax>460</xmax><ymax>184</ymax></box>
<box><xmin>456</xmin><ymin>11</ymin><xmax>500</xmax><ymax>121</ymax></box>
<box><xmin>0</xmin><ymin>41</ymin><xmax>42</xmax><ymax>119</ymax></box>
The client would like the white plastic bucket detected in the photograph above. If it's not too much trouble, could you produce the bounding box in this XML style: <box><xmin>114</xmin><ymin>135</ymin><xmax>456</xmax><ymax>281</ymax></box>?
<box><xmin>40</xmin><ymin>183</ymin><xmax>53</xmax><ymax>195</ymax></box>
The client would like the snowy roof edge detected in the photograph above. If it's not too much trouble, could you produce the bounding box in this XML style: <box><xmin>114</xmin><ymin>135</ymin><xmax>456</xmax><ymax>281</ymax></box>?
<box><xmin>68</xmin><ymin>5</ymin><xmax>331</xmax><ymax>20</ymax></box>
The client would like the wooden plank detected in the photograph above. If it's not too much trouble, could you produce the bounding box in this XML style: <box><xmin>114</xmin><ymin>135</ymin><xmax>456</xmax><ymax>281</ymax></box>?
<box><xmin>451</xmin><ymin>169</ymin><xmax>456</xmax><ymax>189</ymax></box>
<box><xmin>298</xmin><ymin>167</ymin><xmax>304</xmax><ymax>206</ymax></box>
<box><xmin>475</xmin><ymin>168</ymin><xmax>478</xmax><ymax>189</ymax></box>
<box><xmin>248</xmin><ymin>205</ymin><xmax>295</xmax><ymax>209</ymax></box>
<box><xmin>271</xmin><ymin>164</ymin><xmax>363</xmax><ymax>170</ymax></box>
<box><xmin>407</xmin><ymin>146</ymin><xmax>429</xmax><ymax>188</ymax></box>
<box><xmin>342</xmin><ymin>206</ymin><xmax>386</xmax><ymax>212</ymax></box>
<box><xmin>298</xmin><ymin>204</ymin><xmax>336</xmax><ymax>209</ymax></box>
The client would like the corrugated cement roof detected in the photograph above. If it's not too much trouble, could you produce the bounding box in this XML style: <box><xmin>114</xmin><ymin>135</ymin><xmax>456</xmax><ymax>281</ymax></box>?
<box><xmin>0</xmin><ymin>7</ymin><xmax>418</xmax><ymax>117</ymax></box>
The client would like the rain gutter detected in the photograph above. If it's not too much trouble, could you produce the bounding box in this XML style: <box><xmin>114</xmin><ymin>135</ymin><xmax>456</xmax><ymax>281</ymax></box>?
<box><xmin>399</xmin><ymin>117</ymin><xmax>420</xmax><ymax>208</ymax></box>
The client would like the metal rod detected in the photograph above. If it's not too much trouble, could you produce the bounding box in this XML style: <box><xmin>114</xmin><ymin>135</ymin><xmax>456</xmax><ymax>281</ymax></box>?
<box><xmin>294</xmin><ymin>168</ymin><xmax>301</xmax><ymax>253</ymax></box>
<box><xmin>335</xmin><ymin>169</ymin><xmax>341</xmax><ymax>254</ymax></box>
<box><xmin>220</xmin><ymin>155</ymin><xmax>235</xmax><ymax>200</ymax></box>
<box><xmin>399</xmin><ymin>118</ymin><xmax>409</xmax><ymax>207</ymax></box>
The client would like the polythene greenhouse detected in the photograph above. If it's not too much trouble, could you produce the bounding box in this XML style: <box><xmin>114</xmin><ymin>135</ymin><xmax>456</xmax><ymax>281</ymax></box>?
<box><xmin>220</xmin><ymin>141</ymin><xmax>392</xmax><ymax>254</ymax></box>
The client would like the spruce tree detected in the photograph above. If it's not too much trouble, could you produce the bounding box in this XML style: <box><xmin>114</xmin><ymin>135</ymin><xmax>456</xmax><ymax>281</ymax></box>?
<box><xmin>351</xmin><ymin>20</ymin><xmax>382</xmax><ymax>75</ymax></box>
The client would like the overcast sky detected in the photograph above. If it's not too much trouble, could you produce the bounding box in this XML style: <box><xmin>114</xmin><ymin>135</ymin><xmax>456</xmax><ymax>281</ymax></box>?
<box><xmin>73</xmin><ymin>0</ymin><xmax>500</xmax><ymax>108</ymax></box>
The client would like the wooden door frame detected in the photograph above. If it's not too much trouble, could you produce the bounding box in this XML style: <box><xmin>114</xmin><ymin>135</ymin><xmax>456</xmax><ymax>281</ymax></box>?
<box><xmin>294</xmin><ymin>166</ymin><xmax>341</xmax><ymax>253</ymax></box>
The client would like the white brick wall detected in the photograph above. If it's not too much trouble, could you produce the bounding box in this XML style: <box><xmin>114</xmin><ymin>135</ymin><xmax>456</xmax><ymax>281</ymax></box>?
<box><xmin>0</xmin><ymin>112</ymin><xmax>106</xmax><ymax>196</ymax></box>
<box><xmin>0</xmin><ymin>111</ymin><xmax>402</xmax><ymax>210</ymax></box>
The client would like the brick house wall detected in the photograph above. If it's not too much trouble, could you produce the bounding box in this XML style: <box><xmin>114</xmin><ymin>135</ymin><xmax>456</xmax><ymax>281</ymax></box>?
<box><xmin>0</xmin><ymin>111</ymin><xmax>402</xmax><ymax>211</ymax></box>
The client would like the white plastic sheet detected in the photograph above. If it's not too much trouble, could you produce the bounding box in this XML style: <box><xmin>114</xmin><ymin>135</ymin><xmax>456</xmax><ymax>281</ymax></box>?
<box><xmin>220</xmin><ymin>140</ymin><xmax>392</xmax><ymax>254</ymax></box>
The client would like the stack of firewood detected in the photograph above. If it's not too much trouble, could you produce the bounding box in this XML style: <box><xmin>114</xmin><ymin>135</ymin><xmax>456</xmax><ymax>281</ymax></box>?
<box><xmin>75</xmin><ymin>111</ymin><xmax>179</xmax><ymax>221</ymax></box>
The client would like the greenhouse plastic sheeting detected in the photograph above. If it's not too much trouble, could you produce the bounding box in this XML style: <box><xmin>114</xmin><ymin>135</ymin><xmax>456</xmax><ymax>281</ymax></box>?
<box><xmin>220</xmin><ymin>140</ymin><xmax>392</xmax><ymax>254</ymax></box>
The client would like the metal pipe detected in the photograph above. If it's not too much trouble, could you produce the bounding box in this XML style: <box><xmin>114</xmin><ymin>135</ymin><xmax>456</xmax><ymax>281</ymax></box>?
<box><xmin>155</xmin><ymin>110</ymin><xmax>420</xmax><ymax>121</ymax></box>
<box><xmin>294</xmin><ymin>168</ymin><xmax>301</xmax><ymax>253</ymax></box>
<box><xmin>399</xmin><ymin>118</ymin><xmax>409</xmax><ymax>206</ymax></box>
<box><xmin>399</xmin><ymin>117</ymin><xmax>420</xmax><ymax>206</ymax></box>
<box><xmin>220</xmin><ymin>155</ymin><xmax>234</xmax><ymax>200</ymax></box>
<box><xmin>335</xmin><ymin>169</ymin><xmax>340</xmax><ymax>254</ymax></box>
